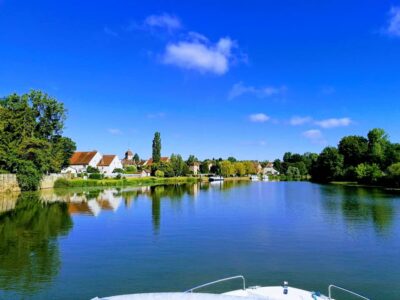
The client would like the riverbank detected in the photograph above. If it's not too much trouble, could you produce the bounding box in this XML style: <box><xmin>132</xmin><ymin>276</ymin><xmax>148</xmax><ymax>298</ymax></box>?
<box><xmin>54</xmin><ymin>176</ymin><xmax>203</xmax><ymax>189</ymax></box>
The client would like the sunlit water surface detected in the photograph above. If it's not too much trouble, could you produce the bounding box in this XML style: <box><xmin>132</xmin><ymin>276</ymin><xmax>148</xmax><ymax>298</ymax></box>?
<box><xmin>0</xmin><ymin>181</ymin><xmax>399</xmax><ymax>299</ymax></box>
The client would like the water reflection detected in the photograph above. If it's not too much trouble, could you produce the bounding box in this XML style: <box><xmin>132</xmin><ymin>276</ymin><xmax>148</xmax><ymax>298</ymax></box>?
<box><xmin>319</xmin><ymin>184</ymin><xmax>396</xmax><ymax>232</ymax></box>
<box><xmin>0</xmin><ymin>192</ymin><xmax>72</xmax><ymax>294</ymax></box>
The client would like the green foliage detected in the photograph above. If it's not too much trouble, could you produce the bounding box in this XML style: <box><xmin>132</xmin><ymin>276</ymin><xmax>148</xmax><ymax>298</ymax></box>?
<box><xmin>88</xmin><ymin>173</ymin><xmax>103</xmax><ymax>180</ymax></box>
<box><xmin>338</xmin><ymin>135</ymin><xmax>368</xmax><ymax>167</ymax></box>
<box><xmin>234</xmin><ymin>162</ymin><xmax>246</xmax><ymax>176</ymax></box>
<box><xmin>286</xmin><ymin>166</ymin><xmax>300</xmax><ymax>177</ymax></box>
<box><xmin>355</xmin><ymin>163</ymin><xmax>383</xmax><ymax>185</ymax></box>
<box><xmin>186</xmin><ymin>155</ymin><xmax>198</xmax><ymax>165</ymax></box>
<box><xmin>124</xmin><ymin>165</ymin><xmax>138</xmax><ymax>173</ymax></box>
<box><xmin>386</xmin><ymin>162</ymin><xmax>400</xmax><ymax>187</ymax></box>
<box><xmin>220</xmin><ymin>160</ymin><xmax>235</xmax><ymax>177</ymax></box>
<box><xmin>367</xmin><ymin>128</ymin><xmax>389</xmax><ymax>168</ymax></box>
<box><xmin>151</xmin><ymin>162</ymin><xmax>174</xmax><ymax>177</ymax></box>
<box><xmin>200</xmin><ymin>161</ymin><xmax>210</xmax><ymax>174</ymax></box>
<box><xmin>152</xmin><ymin>132</ymin><xmax>161</xmax><ymax>163</ymax></box>
<box><xmin>86</xmin><ymin>166</ymin><xmax>100</xmax><ymax>173</ymax></box>
<box><xmin>243</xmin><ymin>161</ymin><xmax>257</xmax><ymax>175</ymax></box>
<box><xmin>53</xmin><ymin>178</ymin><xmax>71</xmax><ymax>188</ymax></box>
<box><xmin>113</xmin><ymin>168</ymin><xmax>124</xmax><ymax>173</ymax></box>
<box><xmin>170</xmin><ymin>154</ymin><xmax>186</xmax><ymax>176</ymax></box>
<box><xmin>133</xmin><ymin>153</ymin><xmax>140</xmax><ymax>162</ymax></box>
<box><xmin>227</xmin><ymin>156</ymin><xmax>237</xmax><ymax>163</ymax></box>
<box><xmin>0</xmin><ymin>90</ymin><xmax>76</xmax><ymax>190</ymax></box>
<box><xmin>311</xmin><ymin>147</ymin><xmax>344</xmax><ymax>182</ymax></box>
<box><xmin>155</xmin><ymin>170</ymin><xmax>164</xmax><ymax>177</ymax></box>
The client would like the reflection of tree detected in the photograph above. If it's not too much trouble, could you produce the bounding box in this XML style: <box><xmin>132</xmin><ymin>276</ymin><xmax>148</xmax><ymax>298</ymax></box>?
<box><xmin>0</xmin><ymin>192</ymin><xmax>72</xmax><ymax>294</ymax></box>
<box><xmin>321</xmin><ymin>185</ymin><xmax>395</xmax><ymax>232</ymax></box>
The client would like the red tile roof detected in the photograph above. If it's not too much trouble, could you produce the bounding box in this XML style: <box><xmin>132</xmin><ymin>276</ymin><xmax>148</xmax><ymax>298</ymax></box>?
<box><xmin>70</xmin><ymin>151</ymin><xmax>98</xmax><ymax>165</ymax></box>
<box><xmin>97</xmin><ymin>155</ymin><xmax>117</xmax><ymax>167</ymax></box>
<box><xmin>145</xmin><ymin>157</ymin><xmax>170</xmax><ymax>165</ymax></box>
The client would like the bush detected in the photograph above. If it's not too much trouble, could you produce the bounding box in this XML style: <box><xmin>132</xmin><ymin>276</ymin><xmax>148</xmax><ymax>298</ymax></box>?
<box><xmin>54</xmin><ymin>178</ymin><xmax>71</xmax><ymax>188</ymax></box>
<box><xmin>86</xmin><ymin>166</ymin><xmax>100</xmax><ymax>173</ymax></box>
<box><xmin>16</xmin><ymin>160</ymin><xmax>42</xmax><ymax>191</ymax></box>
<box><xmin>88</xmin><ymin>173</ymin><xmax>103</xmax><ymax>180</ymax></box>
<box><xmin>113</xmin><ymin>168</ymin><xmax>124</xmax><ymax>173</ymax></box>
<box><xmin>355</xmin><ymin>163</ymin><xmax>383</xmax><ymax>185</ymax></box>
<box><xmin>386</xmin><ymin>162</ymin><xmax>400</xmax><ymax>187</ymax></box>
<box><xmin>115</xmin><ymin>174</ymin><xmax>122</xmax><ymax>180</ymax></box>
<box><xmin>155</xmin><ymin>170</ymin><xmax>164</xmax><ymax>177</ymax></box>
<box><xmin>125</xmin><ymin>166</ymin><xmax>137</xmax><ymax>173</ymax></box>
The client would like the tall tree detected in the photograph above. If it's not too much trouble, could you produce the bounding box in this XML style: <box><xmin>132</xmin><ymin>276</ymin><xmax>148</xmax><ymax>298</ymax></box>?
<box><xmin>133</xmin><ymin>153</ymin><xmax>140</xmax><ymax>162</ymax></box>
<box><xmin>338</xmin><ymin>135</ymin><xmax>368</xmax><ymax>167</ymax></box>
<box><xmin>152</xmin><ymin>132</ymin><xmax>161</xmax><ymax>163</ymax></box>
<box><xmin>367</xmin><ymin>128</ymin><xmax>389</xmax><ymax>168</ymax></box>
<box><xmin>0</xmin><ymin>91</ymin><xmax>75</xmax><ymax>190</ymax></box>
<box><xmin>311</xmin><ymin>147</ymin><xmax>344</xmax><ymax>182</ymax></box>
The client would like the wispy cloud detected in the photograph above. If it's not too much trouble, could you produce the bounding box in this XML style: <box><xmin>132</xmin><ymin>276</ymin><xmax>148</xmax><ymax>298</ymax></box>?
<box><xmin>315</xmin><ymin>117</ymin><xmax>351</xmax><ymax>128</ymax></box>
<box><xmin>144</xmin><ymin>13</ymin><xmax>182</xmax><ymax>32</ymax></box>
<box><xmin>228</xmin><ymin>82</ymin><xmax>286</xmax><ymax>100</ymax></box>
<box><xmin>289</xmin><ymin>116</ymin><xmax>312</xmax><ymax>126</ymax></box>
<box><xmin>249</xmin><ymin>113</ymin><xmax>270</xmax><ymax>123</ymax></box>
<box><xmin>107</xmin><ymin>128</ymin><xmax>122</xmax><ymax>135</ymax></box>
<box><xmin>302</xmin><ymin>129</ymin><xmax>326</xmax><ymax>145</ymax></box>
<box><xmin>147</xmin><ymin>112</ymin><xmax>166</xmax><ymax>119</ymax></box>
<box><xmin>104</xmin><ymin>26</ymin><xmax>118</xmax><ymax>37</ymax></box>
<box><xmin>163</xmin><ymin>37</ymin><xmax>235</xmax><ymax>75</ymax></box>
<box><xmin>384</xmin><ymin>6</ymin><xmax>400</xmax><ymax>37</ymax></box>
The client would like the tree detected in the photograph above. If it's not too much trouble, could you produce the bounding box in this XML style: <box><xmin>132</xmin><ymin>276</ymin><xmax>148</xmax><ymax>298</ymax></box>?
<box><xmin>200</xmin><ymin>161</ymin><xmax>210</xmax><ymax>174</ymax></box>
<box><xmin>170</xmin><ymin>154</ymin><xmax>185</xmax><ymax>176</ymax></box>
<box><xmin>338</xmin><ymin>135</ymin><xmax>368</xmax><ymax>168</ymax></box>
<box><xmin>286</xmin><ymin>166</ymin><xmax>300</xmax><ymax>178</ymax></box>
<box><xmin>220</xmin><ymin>160</ymin><xmax>235</xmax><ymax>177</ymax></box>
<box><xmin>387</xmin><ymin>162</ymin><xmax>400</xmax><ymax>187</ymax></box>
<box><xmin>133</xmin><ymin>153</ymin><xmax>140</xmax><ymax>162</ymax></box>
<box><xmin>273</xmin><ymin>159</ymin><xmax>282</xmax><ymax>173</ymax></box>
<box><xmin>0</xmin><ymin>91</ymin><xmax>75</xmax><ymax>190</ymax></box>
<box><xmin>355</xmin><ymin>163</ymin><xmax>383</xmax><ymax>185</ymax></box>
<box><xmin>186</xmin><ymin>155</ymin><xmax>198</xmax><ymax>165</ymax></box>
<box><xmin>367</xmin><ymin>128</ymin><xmax>389</xmax><ymax>168</ymax></box>
<box><xmin>234</xmin><ymin>162</ymin><xmax>246</xmax><ymax>176</ymax></box>
<box><xmin>152</xmin><ymin>132</ymin><xmax>161</xmax><ymax>163</ymax></box>
<box><xmin>243</xmin><ymin>161</ymin><xmax>257</xmax><ymax>175</ymax></box>
<box><xmin>227</xmin><ymin>156</ymin><xmax>237</xmax><ymax>163</ymax></box>
<box><xmin>311</xmin><ymin>147</ymin><xmax>344</xmax><ymax>182</ymax></box>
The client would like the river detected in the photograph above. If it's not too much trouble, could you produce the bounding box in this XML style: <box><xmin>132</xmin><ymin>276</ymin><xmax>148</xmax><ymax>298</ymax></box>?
<box><xmin>0</xmin><ymin>181</ymin><xmax>399</xmax><ymax>299</ymax></box>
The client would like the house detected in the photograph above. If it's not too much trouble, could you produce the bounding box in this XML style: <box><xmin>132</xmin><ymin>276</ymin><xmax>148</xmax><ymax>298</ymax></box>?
<box><xmin>66</xmin><ymin>151</ymin><xmax>102</xmax><ymax>174</ymax></box>
<box><xmin>121</xmin><ymin>149</ymin><xmax>137</xmax><ymax>168</ymax></box>
<box><xmin>189</xmin><ymin>162</ymin><xmax>200</xmax><ymax>175</ymax></box>
<box><xmin>97</xmin><ymin>155</ymin><xmax>123</xmax><ymax>175</ymax></box>
<box><xmin>263</xmin><ymin>162</ymin><xmax>279</xmax><ymax>175</ymax></box>
<box><xmin>142</xmin><ymin>157</ymin><xmax>170</xmax><ymax>166</ymax></box>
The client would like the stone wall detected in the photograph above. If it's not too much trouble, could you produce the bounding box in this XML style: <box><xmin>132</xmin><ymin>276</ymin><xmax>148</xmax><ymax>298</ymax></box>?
<box><xmin>0</xmin><ymin>174</ymin><xmax>21</xmax><ymax>193</ymax></box>
<box><xmin>0</xmin><ymin>173</ymin><xmax>71</xmax><ymax>192</ymax></box>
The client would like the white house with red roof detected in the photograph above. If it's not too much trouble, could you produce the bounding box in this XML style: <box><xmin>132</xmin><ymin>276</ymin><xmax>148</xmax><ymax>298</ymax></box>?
<box><xmin>62</xmin><ymin>151</ymin><xmax>122</xmax><ymax>175</ymax></box>
<box><xmin>97</xmin><ymin>155</ymin><xmax>123</xmax><ymax>175</ymax></box>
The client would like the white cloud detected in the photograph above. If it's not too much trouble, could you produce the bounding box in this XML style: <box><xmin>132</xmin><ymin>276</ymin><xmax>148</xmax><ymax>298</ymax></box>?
<box><xmin>386</xmin><ymin>7</ymin><xmax>400</xmax><ymax>37</ymax></box>
<box><xmin>302</xmin><ymin>129</ymin><xmax>322</xmax><ymax>139</ymax></box>
<box><xmin>163</xmin><ymin>37</ymin><xmax>235</xmax><ymax>75</ymax></box>
<box><xmin>144</xmin><ymin>13</ymin><xmax>181</xmax><ymax>31</ymax></box>
<box><xmin>228</xmin><ymin>82</ymin><xmax>286</xmax><ymax>100</ymax></box>
<box><xmin>315</xmin><ymin>117</ymin><xmax>351</xmax><ymax>128</ymax></box>
<box><xmin>249</xmin><ymin>113</ymin><xmax>270</xmax><ymax>123</ymax></box>
<box><xmin>104</xmin><ymin>26</ymin><xmax>118</xmax><ymax>37</ymax></box>
<box><xmin>290</xmin><ymin>116</ymin><xmax>312</xmax><ymax>126</ymax></box>
<box><xmin>302</xmin><ymin>129</ymin><xmax>327</xmax><ymax>145</ymax></box>
<box><xmin>107</xmin><ymin>128</ymin><xmax>122</xmax><ymax>135</ymax></box>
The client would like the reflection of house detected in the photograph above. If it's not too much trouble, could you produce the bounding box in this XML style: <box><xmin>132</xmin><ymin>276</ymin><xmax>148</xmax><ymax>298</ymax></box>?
<box><xmin>263</xmin><ymin>163</ymin><xmax>279</xmax><ymax>175</ymax></box>
<box><xmin>142</xmin><ymin>157</ymin><xmax>170</xmax><ymax>166</ymax></box>
<box><xmin>97</xmin><ymin>155</ymin><xmax>123</xmax><ymax>175</ymax></box>
<box><xmin>189</xmin><ymin>162</ymin><xmax>200</xmax><ymax>175</ymax></box>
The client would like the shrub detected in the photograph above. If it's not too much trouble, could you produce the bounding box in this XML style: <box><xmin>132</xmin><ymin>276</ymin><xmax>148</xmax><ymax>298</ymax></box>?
<box><xmin>386</xmin><ymin>162</ymin><xmax>400</xmax><ymax>187</ymax></box>
<box><xmin>16</xmin><ymin>160</ymin><xmax>42</xmax><ymax>191</ymax></box>
<box><xmin>115</xmin><ymin>174</ymin><xmax>122</xmax><ymax>180</ymax></box>
<box><xmin>355</xmin><ymin>163</ymin><xmax>383</xmax><ymax>185</ymax></box>
<box><xmin>155</xmin><ymin>170</ymin><xmax>164</xmax><ymax>177</ymax></box>
<box><xmin>113</xmin><ymin>168</ymin><xmax>124</xmax><ymax>173</ymax></box>
<box><xmin>88</xmin><ymin>173</ymin><xmax>103</xmax><ymax>180</ymax></box>
<box><xmin>54</xmin><ymin>178</ymin><xmax>71</xmax><ymax>188</ymax></box>
<box><xmin>125</xmin><ymin>166</ymin><xmax>137</xmax><ymax>173</ymax></box>
<box><xmin>86</xmin><ymin>166</ymin><xmax>100</xmax><ymax>173</ymax></box>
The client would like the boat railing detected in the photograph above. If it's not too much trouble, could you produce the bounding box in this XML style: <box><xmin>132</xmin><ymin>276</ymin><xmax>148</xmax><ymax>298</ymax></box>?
<box><xmin>328</xmin><ymin>284</ymin><xmax>370</xmax><ymax>300</ymax></box>
<box><xmin>184</xmin><ymin>275</ymin><xmax>246</xmax><ymax>293</ymax></box>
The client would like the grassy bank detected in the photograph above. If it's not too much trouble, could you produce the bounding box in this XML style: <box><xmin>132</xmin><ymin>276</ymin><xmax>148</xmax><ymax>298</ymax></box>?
<box><xmin>54</xmin><ymin>176</ymin><xmax>201</xmax><ymax>189</ymax></box>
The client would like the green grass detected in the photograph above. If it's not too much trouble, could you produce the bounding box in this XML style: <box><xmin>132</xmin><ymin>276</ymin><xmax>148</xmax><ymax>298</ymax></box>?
<box><xmin>54</xmin><ymin>176</ymin><xmax>200</xmax><ymax>189</ymax></box>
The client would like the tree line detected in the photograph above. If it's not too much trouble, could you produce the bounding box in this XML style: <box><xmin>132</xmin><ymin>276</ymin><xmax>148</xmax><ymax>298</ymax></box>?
<box><xmin>273</xmin><ymin>128</ymin><xmax>400</xmax><ymax>187</ymax></box>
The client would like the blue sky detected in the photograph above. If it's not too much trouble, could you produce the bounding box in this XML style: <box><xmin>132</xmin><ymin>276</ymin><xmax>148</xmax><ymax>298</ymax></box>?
<box><xmin>1</xmin><ymin>1</ymin><xmax>400</xmax><ymax>161</ymax></box>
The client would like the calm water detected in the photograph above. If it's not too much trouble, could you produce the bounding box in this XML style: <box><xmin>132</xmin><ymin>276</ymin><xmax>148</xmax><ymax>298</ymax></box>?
<box><xmin>0</xmin><ymin>181</ymin><xmax>399</xmax><ymax>299</ymax></box>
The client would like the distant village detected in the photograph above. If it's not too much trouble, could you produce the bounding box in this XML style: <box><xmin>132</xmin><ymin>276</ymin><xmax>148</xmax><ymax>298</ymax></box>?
<box><xmin>61</xmin><ymin>149</ymin><xmax>280</xmax><ymax>178</ymax></box>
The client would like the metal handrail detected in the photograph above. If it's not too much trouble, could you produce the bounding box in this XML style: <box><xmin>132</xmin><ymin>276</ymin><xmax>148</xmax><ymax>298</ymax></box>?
<box><xmin>328</xmin><ymin>284</ymin><xmax>370</xmax><ymax>300</ymax></box>
<box><xmin>184</xmin><ymin>275</ymin><xmax>246</xmax><ymax>293</ymax></box>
